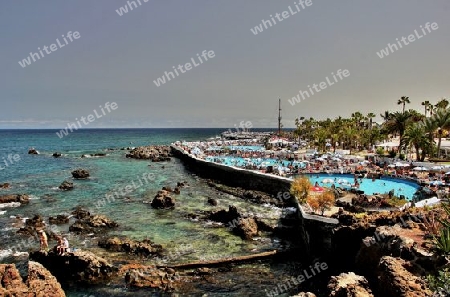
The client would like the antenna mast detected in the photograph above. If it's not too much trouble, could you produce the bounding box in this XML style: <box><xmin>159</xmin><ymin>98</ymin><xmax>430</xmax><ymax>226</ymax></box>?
<box><xmin>278</xmin><ymin>98</ymin><xmax>282</xmax><ymax>136</ymax></box>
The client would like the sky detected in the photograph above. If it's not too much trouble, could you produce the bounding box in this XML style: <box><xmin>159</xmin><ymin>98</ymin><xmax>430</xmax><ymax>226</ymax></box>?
<box><xmin>0</xmin><ymin>0</ymin><xmax>449</xmax><ymax>129</ymax></box>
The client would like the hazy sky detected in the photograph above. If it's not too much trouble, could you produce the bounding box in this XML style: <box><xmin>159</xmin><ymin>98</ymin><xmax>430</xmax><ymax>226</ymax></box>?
<box><xmin>0</xmin><ymin>1</ymin><xmax>449</xmax><ymax>128</ymax></box>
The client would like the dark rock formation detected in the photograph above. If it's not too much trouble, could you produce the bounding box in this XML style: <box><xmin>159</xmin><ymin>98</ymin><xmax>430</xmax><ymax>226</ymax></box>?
<box><xmin>30</xmin><ymin>250</ymin><xmax>116</xmax><ymax>284</ymax></box>
<box><xmin>207</xmin><ymin>198</ymin><xmax>218</xmax><ymax>206</ymax></box>
<box><xmin>98</xmin><ymin>237</ymin><xmax>163</xmax><ymax>258</ymax></box>
<box><xmin>123</xmin><ymin>266</ymin><xmax>178</xmax><ymax>290</ymax></box>
<box><xmin>69</xmin><ymin>208</ymin><xmax>118</xmax><ymax>234</ymax></box>
<box><xmin>0</xmin><ymin>262</ymin><xmax>66</xmax><ymax>297</ymax></box>
<box><xmin>206</xmin><ymin>206</ymin><xmax>260</xmax><ymax>240</ymax></box>
<box><xmin>71</xmin><ymin>169</ymin><xmax>90</xmax><ymax>179</ymax></box>
<box><xmin>27</xmin><ymin>261</ymin><xmax>66</xmax><ymax>297</ymax></box>
<box><xmin>0</xmin><ymin>194</ymin><xmax>29</xmax><ymax>204</ymax></box>
<box><xmin>52</xmin><ymin>152</ymin><xmax>62</xmax><ymax>158</ymax></box>
<box><xmin>328</xmin><ymin>272</ymin><xmax>374</xmax><ymax>297</ymax></box>
<box><xmin>17</xmin><ymin>214</ymin><xmax>46</xmax><ymax>236</ymax></box>
<box><xmin>71</xmin><ymin>206</ymin><xmax>90</xmax><ymax>219</ymax></box>
<box><xmin>49</xmin><ymin>215</ymin><xmax>69</xmax><ymax>225</ymax></box>
<box><xmin>377</xmin><ymin>256</ymin><xmax>433</xmax><ymax>297</ymax></box>
<box><xmin>151</xmin><ymin>190</ymin><xmax>175</xmax><ymax>209</ymax></box>
<box><xmin>28</xmin><ymin>148</ymin><xmax>39</xmax><ymax>154</ymax></box>
<box><xmin>207</xmin><ymin>181</ymin><xmax>289</xmax><ymax>207</ymax></box>
<box><xmin>58</xmin><ymin>180</ymin><xmax>74</xmax><ymax>191</ymax></box>
<box><xmin>233</xmin><ymin>217</ymin><xmax>258</xmax><ymax>240</ymax></box>
<box><xmin>126</xmin><ymin>146</ymin><xmax>172</xmax><ymax>161</ymax></box>
<box><xmin>0</xmin><ymin>183</ymin><xmax>10</xmax><ymax>189</ymax></box>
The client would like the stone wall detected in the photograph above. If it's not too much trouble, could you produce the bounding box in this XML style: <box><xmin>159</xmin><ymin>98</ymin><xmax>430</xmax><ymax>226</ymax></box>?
<box><xmin>170</xmin><ymin>145</ymin><xmax>292</xmax><ymax>197</ymax></box>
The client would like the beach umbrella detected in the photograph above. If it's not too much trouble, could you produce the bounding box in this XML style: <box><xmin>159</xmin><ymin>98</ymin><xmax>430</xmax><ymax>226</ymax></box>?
<box><xmin>311</xmin><ymin>186</ymin><xmax>324</xmax><ymax>192</ymax></box>
<box><xmin>413</xmin><ymin>166</ymin><xmax>427</xmax><ymax>171</ymax></box>
<box><xmin>431</xmin><ymin>165</ymin><xmax>444</xmax><ymax>171</ymax></box>
<box><xmin>430</xmin><ymin>181</ymin><xmax>444</xmax><ymax>186</ymax></box>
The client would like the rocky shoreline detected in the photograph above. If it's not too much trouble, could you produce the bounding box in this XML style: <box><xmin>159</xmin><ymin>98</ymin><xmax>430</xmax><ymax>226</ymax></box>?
<box><xmin>1</xmin><ymin>144</ymin><xmax>448</xmax><ymax>296</ymax></box>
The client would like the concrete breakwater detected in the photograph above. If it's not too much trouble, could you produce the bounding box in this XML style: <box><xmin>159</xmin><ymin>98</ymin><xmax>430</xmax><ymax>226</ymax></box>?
<box><xmin>170</xmin><ymin>145</ymin><xmax>339</xmax><ymax>257</ymax></box>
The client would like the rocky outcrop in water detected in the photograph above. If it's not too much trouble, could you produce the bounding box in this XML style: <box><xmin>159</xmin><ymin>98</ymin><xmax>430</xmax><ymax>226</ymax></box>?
<box><xmin>30</xmin><ymin>250</ymin><xmax>116</xmax><ymax>285</ymax></box>
<box><xmin>98</xmin><ymin>237</ymin><xmax>164</xmax><ymax>258</ymax></box>
<box><xmin>16</xmin><ymin>214</ymin><xmax>46</xmax><ymax>236</ymax></box>
<box><xmin>49</xmin><ymin>215</ymin><xmax>69</xmax><ymax>225</ymax></box>
<box><xmin>126</xmin><ymin>146</ymin><xmax>172</xmax><ymax>161</ymax></box>
<box><xmin>58</xmin><ymin>180</ymin><xmax>74</xmax><ymax>191</ymax></box>
<box><xmin>207</xmin><ymin>181</ymin><xmax>290</xmax><ymax>207</ymax></box>
<box><xmin>52</xmin><ymin>152</ymin><xmax>62</xmax><ymax>158</ymax></box>
<box><xmin>28</xmin><ymin>148</ymin><xmax>39</xmax><ymax>154</ymax></box>
<box><xmin>69</xmin><ymin>208</ymin><xmax>118</xmax><ymax>234</ymax></box>
<box><xmin>123</xmin><ymin>265</ymin><xmax>178</xmax><ymax>291</ymax></box>
<box><xmin>206</xmin><ymin>206</ymin><xmax>263</xmax><ymax>240</ymax></box>
<box><xmin>0</xmin><ymin>183</ymin><xmax>10</xmax><ymax>189</ymax></box>
<box><xmin>0</xmin><ymin>194</ymin><xmax>29</xmax><ymax>204</ymax></box>
<box><xmin>0</xmin><ymin>261</ymin><xmax>66</xmax><ymax>297</ymax></box>
<box><xmin>327</xmin><ymin>272</ymin><xmax>374</xmax><ymax>296</ymax></box>
<box><xmin>151</xmin><ymin>190</ymin><xmax>176</xmax><ymax>209</ymax></box>
<box><xmin>71</xmin><ymin>169</ymin><xmax>90</xmax><ymax>179</ymax></box>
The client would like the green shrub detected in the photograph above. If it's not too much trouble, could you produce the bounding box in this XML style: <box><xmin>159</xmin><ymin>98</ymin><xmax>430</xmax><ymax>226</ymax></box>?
<box><xmin>427</xmin><ymin>268</ymin><xmax>450</xmax><ymax>295</ymax></box>
<box><xmin>388</xmin><ymin>150</ymin><xmax>396</xmax><ymax>158</ymax></box>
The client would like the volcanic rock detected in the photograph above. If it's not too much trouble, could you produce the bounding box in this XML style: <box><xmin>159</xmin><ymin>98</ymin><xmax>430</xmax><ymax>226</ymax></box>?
<box><xmin>58</xmin><ymin>180</ymin><xmax>74</xmax><ymax>191</ymax></box>
<box><xmin>52</xmin><ymin>152</ymin><xmax>62</xmax><ymax>158</ymax></box>
<box><xmin>30</xmin><ymin>250</ymin><xmax>116</xmax><ymax>284</ymax></box>
<box><xmin>0</xmin><ymin>262</ymin><xmax>66</xmax><ymax>297</ymax></box>
<box><xmin>98</xmin><ymin>237</ymin><xmax>163</xmax><ymax>258</ymax></box>
<box><xmin>0</xmin><ymin>194</ymin><xmax>29</xmax><ymax>204</ymax></box>
<box><xmin>151</xmin><ymin>190</ymin><xmax>175</xmax><ymax>209</ymax></box>
<box><xmin>328</xmin><ymin>272</ymin><xmax>374</xmax><ymax>297</ymax></box>
<box><xmin>49</xmin><ymin>215</ymin><xmax>69</xmax><ymax>225</ymax></box>
<box><xmin>28</xmin><ymin>149</ymin><xmax>39</xmax><ymax>154</ymax></box>
<box><xmin>377</xmin><ymin>256</ymin><xmax>432</xmax><ymax>297</ymax></box>
<box><xmin>0</xmin><ymin>183</ymin><xmax>10</xmax><ymax>189</ymax></box>
<box><xmin>71</xmin><ymin>169</ymin><xmax>90</xmax><ymax>179</ymax></box>
<box><xmin>69</xmin><ymin>209</ymin><xmax>118</xmax><ymax>234</ymax></box>
<box><xmin>126</xmin><ymin>146</ymin><xmax>172</xmax><ymax>161</ymax></box>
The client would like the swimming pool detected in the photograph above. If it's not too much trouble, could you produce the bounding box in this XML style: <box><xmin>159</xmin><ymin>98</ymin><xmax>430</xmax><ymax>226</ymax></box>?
<box><xmin>205</xmin><ymin>156</ymin><xmax>307</xmax><ymax>168</ymax></box>
<box><xmin>206</xmin><ymin>146</ymin><xmax>265</xmax><ymax>151</ymax></box>
<box><xmin>306</xmin><ymin>174</ymin><xmax>420</xmax><ymax>200</ymax></box>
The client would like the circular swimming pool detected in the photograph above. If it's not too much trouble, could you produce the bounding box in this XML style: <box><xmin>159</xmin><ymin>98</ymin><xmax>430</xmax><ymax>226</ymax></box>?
<box><xmin>306</xmin><ymin>174</ymin><xmax>420</xmax><ymax>200</ymax></box>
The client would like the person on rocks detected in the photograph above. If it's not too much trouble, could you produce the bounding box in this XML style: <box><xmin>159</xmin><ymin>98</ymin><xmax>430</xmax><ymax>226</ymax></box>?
<box><xmin>56</xmin><ymin>236</ymin><xmax>70</xmax><ymax>255</ymax></box>
<box><xmin>38</xmin><ymin>230</ymin><xmax>48</xmax><ymax>251</ymax></box>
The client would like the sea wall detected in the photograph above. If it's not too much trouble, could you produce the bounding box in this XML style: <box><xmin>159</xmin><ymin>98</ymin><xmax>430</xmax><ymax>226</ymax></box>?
<box><xmin>170</xmin><ymin>145</ymin><xmax>292</xmax><ymax>197</ymax></box>
<box><xmin>171</xmin><ymin>145</ymin><xmax>339</xmax><ymax>256</ymax></box>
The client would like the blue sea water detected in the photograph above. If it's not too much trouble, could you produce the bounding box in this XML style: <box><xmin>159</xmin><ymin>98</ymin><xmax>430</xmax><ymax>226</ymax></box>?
<box><xmin>0</xmin><ymin>128</ymin><xmax>294</xmax><ymax>296</ymax></box>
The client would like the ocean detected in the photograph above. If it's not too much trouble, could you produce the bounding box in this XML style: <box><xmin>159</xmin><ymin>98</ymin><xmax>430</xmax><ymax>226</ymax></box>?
<box><xmin>0</xmin><ymin>128</ymin><xmax>300</xmax><ymax>296</ymax></box>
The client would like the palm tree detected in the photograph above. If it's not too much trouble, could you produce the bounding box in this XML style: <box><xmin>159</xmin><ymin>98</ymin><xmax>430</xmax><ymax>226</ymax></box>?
<box><xmin>367</xmin><ymin>112</ymin><xmax>376</xmax><ymax>129</ymax></box>
<box><xmin>432</xmin><ymin>109</ymin><xmax>450</xmax><ymax>158</ymax></box>
<box><xmin>380</xmin><ymin>111</ymin><xmax>392</xmax><ymax>121</ymax></box>
<box><xmin>435</xmin><ymin>98</ymin><xmax>449</xmax><ymax>111</ymax></box>
<box><xmin>383</xmin><ymin>111</ymin><xmax>414</xmax><ymax>153</ymax></box>
<box><xmin>421</xmin><ymin>100</ymin><xmax>432</xmax><ymax>117</ymax></box>
<box><xmin>422</xmin><ymin>117</ymin><xmax>437</xmax><ymax>158</ymax></box>
<box><xmin>397</xmin><ymin>96</ymin><xmax>410</xmax><ymax>114</ymax></box>
<box><xmin>401</xmin><ymin>123</ymin><xmax>430</xmax><ymax>161</ymax></box>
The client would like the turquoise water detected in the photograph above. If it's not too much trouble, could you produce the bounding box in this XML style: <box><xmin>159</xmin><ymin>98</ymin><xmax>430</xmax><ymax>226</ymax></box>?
<box><xmin>0</xmin><ymin>128</ymin><xmax>298</xmax><ymax>296</ymax></box>
<box><xmin>206</xmin><ymin>145</ymin><xmax>265</xmax><ymax>151</ymax></box>
<box><xmin>307</xmin><ymin>174</ymin><xmax>420</xmax><ymax>200</ymax></box>
<box><xmin>205</xmin><ymin>156</ymin><xmax>306</xmax><ymax>168</ymax></box>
